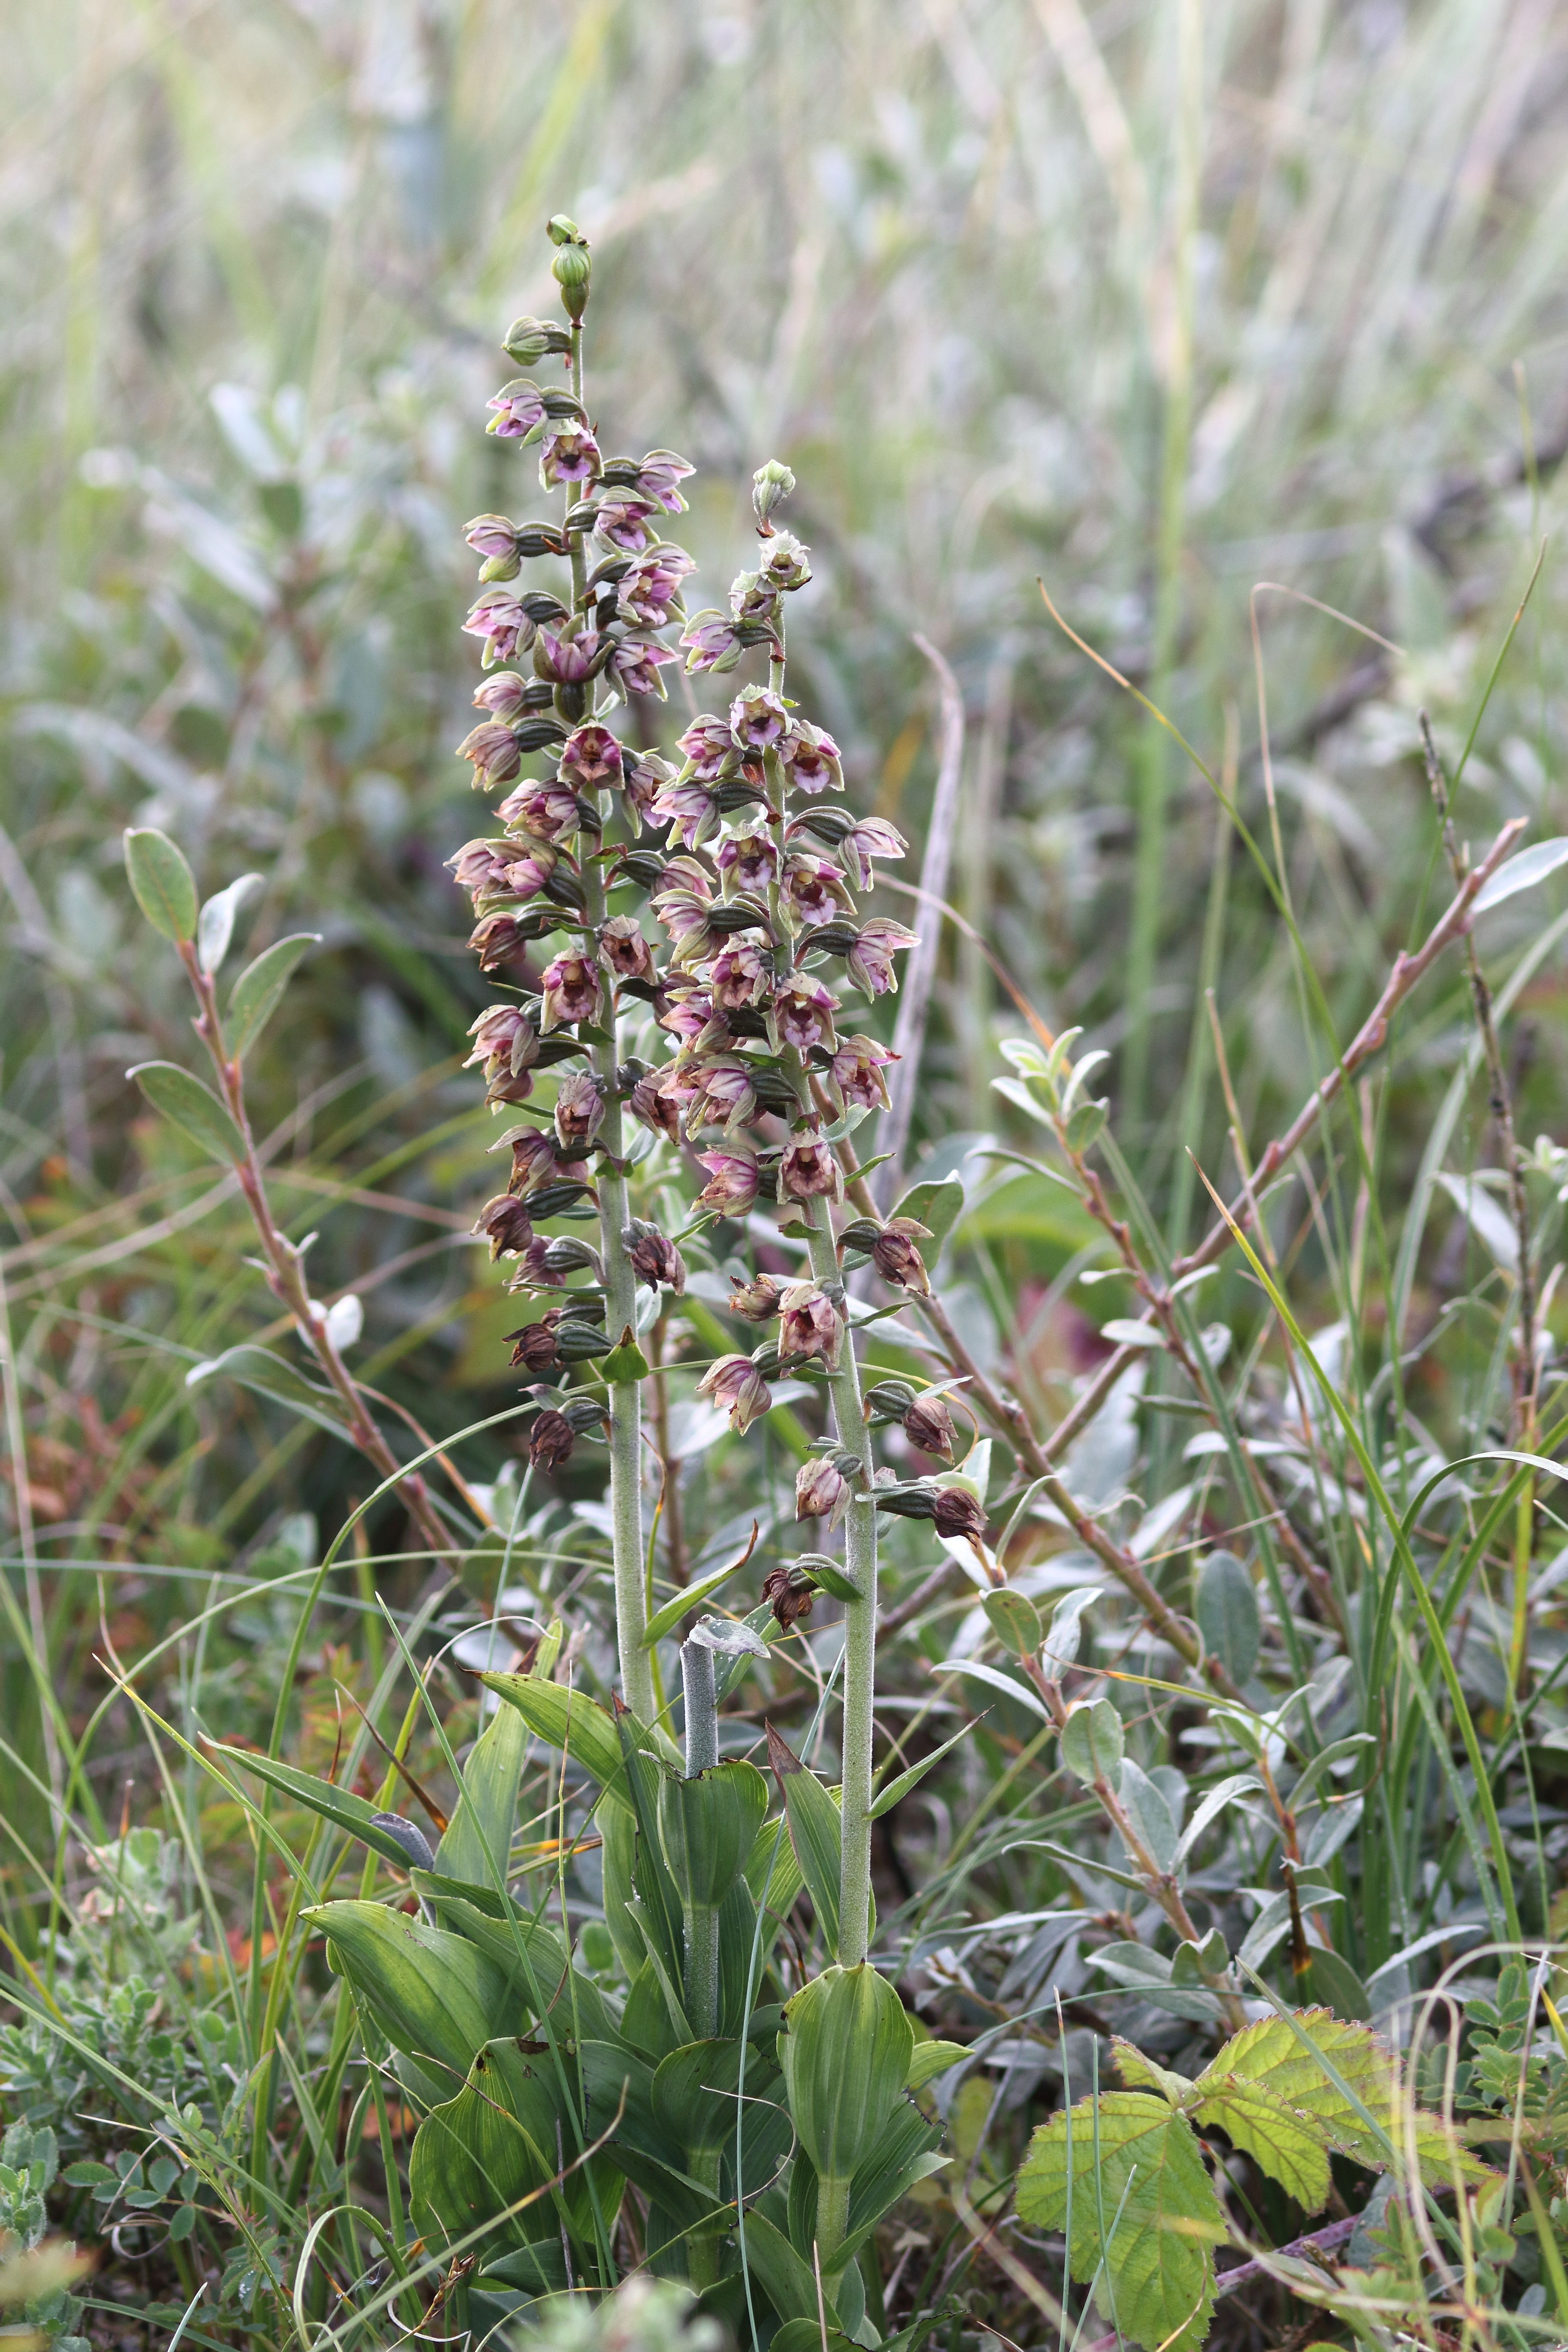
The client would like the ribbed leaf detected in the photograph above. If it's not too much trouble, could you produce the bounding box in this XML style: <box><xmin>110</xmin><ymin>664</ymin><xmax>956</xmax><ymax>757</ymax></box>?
<box><xmin>767</xmin><ymin>1724</ymin><xmax>843</xmax><ymax>1953</ymax></box>
<box><xmin>657</xmin><ymin>1760</ymin><xmax>768</xmax><ymax>1909</ymax></box>
<box><xmin>435</xmin><ymin>1702</ymin><xmax>528</xmax><ymax>1885</ymax></box>
<box><xmin>781</xmin><ymin>1964</ymin><xmax>914</xmax><ymax>2185</ymax></box>
<box><xmin>481</xmin><ymin>1674</ymin><xmax>627</xmax><ymax>1793</ymax></box>
<box><xmin>305</xmin><ymin>1901</ymin><xmax>513</xmax><ymax>2086</ymax></box>
<box><xmin>409</xmin><ymin>2037</ymin><xmax>608</xmax><ymax>2259</ymax></box>
<box><xmin>1017</xmin><ymin>2092</ymin><xmax>1225</xmax><ymax>2352</ymax></box>
<box><xmin>209</xmin><ymin>1743</ymin><xmax>425</xmax><ymax>1871</ymax></box>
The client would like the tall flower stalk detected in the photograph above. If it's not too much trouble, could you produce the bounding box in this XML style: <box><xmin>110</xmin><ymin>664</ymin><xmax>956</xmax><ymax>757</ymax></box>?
<box><xmin>451</xmin><ymin>218</ymin><xmax>920</xmax><ymax>1953</ymax></box>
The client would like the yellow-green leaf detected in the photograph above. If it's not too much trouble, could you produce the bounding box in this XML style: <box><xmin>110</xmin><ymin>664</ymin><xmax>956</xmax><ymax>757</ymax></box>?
<box><xmin>1017</xmin><ymin>2091</ymin><xmax>1225</xmax><ymax>2352</ymax></box>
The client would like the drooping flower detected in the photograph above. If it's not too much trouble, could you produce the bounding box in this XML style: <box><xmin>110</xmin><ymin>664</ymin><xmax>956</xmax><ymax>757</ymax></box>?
<box><xmin>468</xmin><ymin>911</ymin><xmax>536</xmax><ymax>972</ymax></box>
<box><xmin>828</xmin><ymin>1035</ymin><xmax>896</xmax><ymax>1113</ymax></box>
<box><xmin>623</xmin><ymin>751</ymin><xmax>672</xmax><ymax>820</ymax></box>
<box><xmin>680</xmin><ymin>611</ymin><xmax>746</xmax><ymax>674</ymax></box>
<box><xmin>448</xmin><ymin>840</ymin><xmax>515</xmax><ymax>901</ymax></box>
<box><xmin>762</xmin><ymin>1562</ymin><xmax>817</xmax><ymax>1630</ymax></box>
<box><xmin>729</xmin><ymin>684</ymin><xmax>790</xmax><ymax>753</ymax></box>
<box><xmin>677</xmin><ymin>714</ymin><xmax>740</xmax><ymax>782</ymax></box>
<box><xmin>651</xmin><ymin>777</ymin><xmax>717</xmax><ymax>852</ymax></box>
<box><xmin>779</xmin><ymin>1132</ymin><xmax>844</xmax><ymax>1205</ymax></box>
<box><xmin>871</xmin><ymin>1216</ymin><xmax>932</xmax><ymax>1294</ymax></box>
<box><xmin>599</xmin><ymin>915</ymin><xmax>654</xmax><ymax>981</ymax></box>
<box><xmin>617</xmin><ymin>544</ymin><xmax>696</xmax><ymax>628</ymax></box>
<box><xmin>781</xmin><ymin>720</ymin><xmax>844</xmax><ymax>796</ymax></box>
<box><xmin>496</xmin><ymin>780</ymin><xmax>581</xmax><ymax>843</ymax></box>
<box><xmin>932</xmin><ymin>1486</ymin><xmax>988</xmax><ymax>1543</ymax></box>
<box><xmin>539</xmin><ymin>952</ymin><xmax>603</xmax><ymax>1031</ymax></box>
<box><xmin>769</xmin><ymin>979</ymin><xmax>839</xmax><ymax>1054</ymax></box>
<box><xmin>554</xmin><ymin>1069</ymin><xmax>605</xmax><ymax>1149</ymax></box>
<box><xmin>781</xmin><ymin>854</ymin><xmax>854</xmax><ymax>928</ymax></box>
<box><xmin>634</xmin><ymin>449</ymin><xmax>695</xmax><ymax>512</ymax></box>
<box><xmin>778</xmin><ymin>1281</ymin><xmax>842</xmax><ymax>1365</ymax></box>
<box><xmin>472</xmin><ymin>670</ymin><xmax>533</xmax><ymax>720</ymax></box>
<box><xmin>454</xmin><ymin>721</ymin><xmax>523</xmax><ymax>789</ymax></box>
<box><xmin>796</xmin><ymin>1456</ymin><xmax>850</xmax><ymax>1530</ymax></box>
<box><xmin>714</xmin><ymin>829</ymin><xmax>779</xmax><ymax>894</ymax></box>
<box><xmin>727</xmin><ymin>1268</ymin><xmax>783</xmax><ymax>1319</ymax></box>
<box><xmin>464</xmin><ymin>513</ymin><xmax>523</xmax><ymax>564</ymax></box>
<box><xmin>464</xmin><ymin>1002</ymin><xmax>540</xmax><ymax>1087</ymax></box>
<box><xmin>903</xmin><ymin>1393</ymin><xmax>957</xmax><ymax>1460</ymax></box>
<box><xmin>629</xmin><ymin>1071</ymin><xmax>681</xmax><ymax>1141</ymax></box>
<box><xmin>594</xmin><ymin>492</ymin><xmax>661</xmax><ymax>552</ymax></box>
<box><xmin>696</xmin><ymin>1143</ymin><xmax>761</xmax><ymax>1216</ymax></box>
<box><xmin>494</xmin><ymin>1124</ymin><xmax>558</xmax><ymax>1197</ymax></box>
<box><xmin>837</xmin><ymin>815</ymin><xmax>908</xmax><ymax>893</ymax></box>
<box><xmin>486</xmin><ymin>379</ymin><xmax>548</xmax><ymax>438</ymax></box>
<box><xmin>681</xmin><ymin>1057</ymin><xmax>757</xmax><ymax>1135</ymax></box>
<box><xmin>709</xmin><ymin>940</ymin><xmax>772</xmax><ymax>1010</ymax></box>
<box><xmin>463</xmin><ymin>588</ymin><xmax>534</xmax><ymax>666</ymax></box>
<box><xmin>696</xmin><ymin>1353</ymin><xmax>772</xmax><ymax>1432</ymax></box>
<box><xmin>846</xmin><ymin>916</ymin><xmax>918</xmax><ymax>999</ymax></box>
<box><xmin>472</xmin><ymin>1195</ymin><xmax>534</xmax><ymax>1260</ymax></box>
<box><xmin>529</xmin><ymin>1407</ymin><xmax>576</xmax><ymax>1469</ymax></box>
<box><xmin>535</xmin><ymin>624</ymin><xmax>601</xmax><ymax>685</ymax></box>
<box><xmin>607</xmin><ymin>635</ymin><xmax>676</xmax><ymax>698</ymax></box>
<box><xmin>558</xmin><ymin>724</ymin><xmax>623</xmax><ymax>789</ymax></box>
<box><xmin>539</xmin><ymin>421</ymin><xmax>602</xmax><ymax>488</ymax></box>
<box><xmin>624</xmin><ymin>1223</ymin><xmax>686</xmax><ymax>1294</ymax></box>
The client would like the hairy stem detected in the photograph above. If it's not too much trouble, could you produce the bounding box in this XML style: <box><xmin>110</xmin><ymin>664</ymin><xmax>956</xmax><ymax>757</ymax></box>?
<box><xmin>806</xmin><ymin>1213</ymin><xmax>878</xmax><ymax>1966</ymax></box>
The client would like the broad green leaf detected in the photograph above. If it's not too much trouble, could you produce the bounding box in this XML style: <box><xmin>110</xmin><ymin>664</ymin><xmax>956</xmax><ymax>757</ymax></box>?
<box><xmin>906</xmin><ymin>2039</ymin><xmax>969</xmax><ymax>2090</ymax></box>
<box><xmin>196</xmin><ymin>872</ymin><xmax>263</xmax><ymax>975</ymax></box>
<box><xmin>481</xmin><ymin>1674</ymin><xmax>627</xmax><ymax>1793</ymax></box>
<box><xmin>225</xmin><ymin>932</ymin><xmax>320</xmax><ymax>1056</ymax></box>
<box><xmin>1060</xmin><ymin>1697</ymin><xmax>1124</xmax><ymax>1785</ymax></box>
<box><xmin>736</xmin><ymin>2210</ymin><xmax>823</xmax><ymax>2326</ymax></box>
<box><xmin>209</xmin><ymin>1743</ymin><xmax>425</xmax><ymax>1871</ymax></box>
<box><xmin>409</xmin><ymin>2037</ymin><xmax>606</xmax><ymax>2259</ymax></box>
<box><xmin>1195</xmin><ymin>1550</ymin><xmax>1259</xmax><ymax>1684</ymax></box>
<box><xmin>129</xmin><ymin>1061</ymin><xmax>245</xmax><ymax>1165</ymax></box>
<box><xmin>304</xmin><ymin>1901</ymin><xmax>512</xmax><ymax>2084</ymax></box>
<box><xmin>124</xmin><ymin>826</ymin><xmax>197</xmax><ymax>943</ymax></box>
<box><xmin>657</xmin><ymin>1760</ymin><xmax>768</xmax><ymax>1910</ymax></box>
<box><xmin>1017</xmin><ymin>2092</ymin><xmax>1225</xmax><ymax>2352</ymax></box>
<box><xmin>889</xmin><ymin>1174</ymin><xmax>966</xmax><ymax>1253</ymax></box>
<box><xmin>651</xmin><ymin>2036</ymin><xmax>778</xmax><ymax>2153</ymax></box>
<box><xmin>434</xmin><ymin>1702</ymin><xmax>528</xmax><ymax>1885</ymax></box>
<box><xmin>767</xmin><ymin>1725</ymin><xmax>843</xmax><ymax>1952</ymax></box>
<box><xmin>614</xmin><ymin>1713</ymin><xmax>687</xmax><ymax>1991</ymax></box>
<box><xmin>418</xmin><ymin>1888</ymin><xmax>620</xmax><ymax>2046</ymax></box>
<box><xmin>781</xmin><ymin>1964</ymin><xmax>914</xmax><ymax>2185</ymax></box>
<box><xmin>770</xmin><ymin>2325</ymin><xmax>857</xmax><ymax>2352</ymax></box>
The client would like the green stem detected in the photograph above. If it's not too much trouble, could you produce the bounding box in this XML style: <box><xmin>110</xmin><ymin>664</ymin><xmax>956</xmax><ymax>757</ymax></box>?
<box><xmin>684</xmin><ymin>1900</ymin><xmax>720</xmax><ymax>2042</ymax></box>
<box><xmin>806</xmin><ymin>1214</ymin><xmax>878</xmax><ymax>1966</ymax></box>
<box><xmin>816</xmin><ymin>2170</ymin><xmax>852</xmax><ymax>2269</ymax></box>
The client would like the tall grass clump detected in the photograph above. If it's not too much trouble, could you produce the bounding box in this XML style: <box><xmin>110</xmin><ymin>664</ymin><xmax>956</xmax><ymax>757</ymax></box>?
<box><xmin>6</xmin><ymin>3</ymin><xmax>1568</xmax><ymax>2349</ymax></box>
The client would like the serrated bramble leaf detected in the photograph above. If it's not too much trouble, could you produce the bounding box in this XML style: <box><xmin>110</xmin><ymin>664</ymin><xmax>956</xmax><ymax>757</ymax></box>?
<box><xmin>1114</xmin><ymin>2038</ymin><xmax>1193</xmax><ymax>2104</ymax></box>
<box><xmin>1190</xmin><ymin>2075</ymin><xmax>1335</xmax><ymax>2209</ymax></box>
<box><xmin>1017</xmin><ymin>2092</ymin><xmax>1225</xmax><ymax>2352</ymax></box>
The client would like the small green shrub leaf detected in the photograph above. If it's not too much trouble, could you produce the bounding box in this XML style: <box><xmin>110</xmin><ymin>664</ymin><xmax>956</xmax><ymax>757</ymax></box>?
<box><xmin>124</xmin><ymin>827</ymin><xmax>198</xmax><ymax>943</ymax></box>
<box><xmin>225</xmin><ymin>933</ymin><xmax>320</xmax><ymax>1056</ymax></box>
<box><xmin>1120</xmin><ymin>1757</ymin><xmax>1180</xmax><ymax>1871</ymax></box>
<box><xmin>128</xmin><ymin>1062</ymin><xmax>245</xmax><ymax>1165</ymax></box>
<box><xmin>196</xmin><ymin>872</ymin><xmax>262</xmax><ymax>975</ymax></box>
<box><xmin>1060</xmin><ymin>1697</ymin><xmax>1123</xmax><ymax>1785</ymax></box>
<box><xmin>983</xmin><ymin>1588</ymin><xmax>1042</xmax><ymax>1657</ymax></box>
<box><xmin>1195</xmin><ymin>1550</ymin><xmax>1259</xmax><ymax>1683</ymax></box>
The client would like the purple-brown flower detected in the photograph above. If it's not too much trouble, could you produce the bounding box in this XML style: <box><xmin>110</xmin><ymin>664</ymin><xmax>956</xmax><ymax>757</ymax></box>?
<box><xmin>796</xmin><ymin>1456</ymin><xmax>850</xmax><ymax>1530</ymax></box>
<box><xmin>463</xmin><ymin>588</ymin><xmax>534</xmax><ymax>666</ymax></box>
<box><xmin>829</xmin><ymin>1035</ymin><xmax>896</xmax><ymax>1113</ymax></box>
<box><xmin>630</xmin><ymin>1071</ymin><xmax>682</xmax><ymax>1141</ymax></box>
<box><xmin>554</xmin><ymin>1069</ymin><xmax>605</xmax><ymax>1149</ymax></box>
<box><xmin>634</xmin><ymin>449</ymin><xmax>695</xmax><ymax>513</ymax></box>
<box><xmin>779</xmin><ymin>1132</ymin><xmax>843</xmax><ymax>1204</ymax></box>
<box><xmin>472</xmin><ymin>670</ymin><xmax>533</xmax><ymax>720</ymax></box>
<box><xmin>617</xmin><ymin>544</ymin><xmax>695</xmax><ymax>628</ymax></box>
<box><xmin>472</xmin><ymin>1195</ymin><xmax>534</xmax><ymax>1260</ymax></box>
<box><xmin>677</xmin><ymin>714</ymin><xmax>739</xmax><ymax>782</ymax></box>
<box><xmin>539</xmin><ymin>952</ymin><xmax>603</xmax><ymax>1031</ymax></box>
<box><xmin>769</xmin><ymin>980</ymin><xmax>839</xmax><ymax>1054</ymax></box>
<box><xmin>932</xmin><ymin>1486</ymin><xmax>988</xmax><ymax>1543</ymax></box>
<box><xmin>486</xmin><ymin>380</ymin><xmax>548</xmax><ymax>437</ymax></box>
<box><xmin>871</xmin><ymin>1216</ymin><xmax>932</xmax><ymax>1295</ymax></box>
<box><xmin>762</xmin><ymin>1563</ymin><xmax>816</xmax><ymax>1631</ymax></box>
<box><xmin>682</xmin><ymin>1057</ymin><xmax>757</xmax><ymax>1135</ymax></box>
<box><xmin>454</xmin><ymin>721</ymin><xmax>524</xmax><ymax>789</ymax></box>
<box><xmin>494</xmin><ymin>1123</ymin><xmax>558</xmax><ymax>1197</ymax></box>
<box><xmin>778</xmin><ymin>1281</ymin><xmax>842</xmax><ymax>1365</ymax></box>
<box><xmin>781</xmin><ymin>854</ymin><xmax>854</xmax><ymax>928</ymax></box>
<box><xmin>609</xmin><ymin>635</ymin><xmax>678</xmax><ymax>697</ymax></box>
<box><xmin>535</xmin><ymin>625</ymin><xmax>601</xmax><ymax>685</ymax></box>
<box><xmin>837</xmin><ymin>816</ymin><xmax>907</xmax><ymax>893</ymax></box>
<box><xmin>465</xmin><ymin>1003</ymin><xmax>540</xmax><ymax>1087</ymax></box>
<box><xmin>529</xmin><ymin>1407</ymin><xmax>577</xmax><ymax>1469</ymax></box>
<box><xmin>623</xmin><ymin>751</ymin><xmax>672</xmax><ymax>820</ymax></box>
<box><xmin>651</xmin><ymin>778</ymin><xmax>717</xmax><ymax>852</ymax></box>
<box><xmin>727</xmin><ymin>1267</ymin><xmax>783</xmax><ymax>1318</ymax></box>
<box><xmin>696</xmin><ymin>1353</ymin><xmax>772</xmax><ymax>1432</ymax></box>
<box><xmin>599</xmin><ymin>915</ymin><xmax>654</xmax><ymax>981</ymax></box>
<box><xmin>539</xmin><ymin>421</ymin><xmax>602</xmax><ymax>488</ymax></box>
<box><xmin>464</xmin><ymin>513</ymin><xmax>523</xmax><ymax>565</ymax></box>
<box><xmin>781</xmin><ymin>721</ymin><xmax>844</xmax><ymax>796</ymax></box>
<box><xmin>709</xmin><ymin>940</ymin><xmax>771</xmax><ymax>1011</ymax></box>
<box><xmin>624</xmin><ymin>1223</ymin><xmax>686</xmax><ymax>1294</ymax></box>
<box><xmin>715</xmin><ymin>830</ymin><xmax>779</xmax><ymax>894</ymax></box>
<box><xmin>696</xmin><ymin>1143</ymin><xmax>761</xmax><ymax>1216</ymax></box>
<box><xmin>496</xmin><ymin>780</ymin><xmax>581</xmax><ymax>842</ymax></box>
<box><xmin>559</xmin><ymin>724</ymin><xmax>623</xmax><ymax>789</ymax></box>
<box><xmin>594</xmin><ymin>492</ymin><xmax>661</xmax><ymax>553</ymax></box>
<box><xmin>680</xmin><ymin>611</ymin><xmax>745</xmax><ymax>674</ymax></box>
<box><xmin>903</xmin><ymin>1393</ymin><xmax>957</xmax><ymax>1460</ymax></box>
<box><xmin>847</xmin><ymin>917</ymin><xmax>918</xmax><ymax>999</ymax></box>
<box><xmin>468</xmin><ymin>912</ymin><xmax>535</xmax><ymax>972</ymax></box>
<box><xmin>729</xmin><ymin>685</ymin><xmax>790</xmax><ymax>752</ymax></box>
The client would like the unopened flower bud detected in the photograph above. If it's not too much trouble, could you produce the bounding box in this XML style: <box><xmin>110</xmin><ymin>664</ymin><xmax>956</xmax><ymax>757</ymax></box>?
<box><xmin>502</xmin><ymin>315</ymin><xmax>572</xmax><ymax>366</ymax></box>
<box><xmin>472</xmin><ymin>1196</ymin><xmax>534</xmax><ymax>1260</ymax></box>
<box><xmin>762</xmin><ymin>1562</ymin><xmax>816</xmax><ymax>1630</ymax></box>
<box><xmin>509</xmin><ymin>1234</ymin><xmax>600</xmax><ymax>1289</ymax></box>
<box><xmin>903</xmin><ymin>1393</ymin><xmax>957</xmax><ymax>1460</ymax></box>
<box><xmin>550</xmin><ymin>237</ymin><xmax>592</xmax><ymax>322</ymax></box>
<box><xmin>752</xmin><ymin>458</ymin><xmax>796</xmax><ymax>532</ymax></box>
<box><xmin>455</xmin><ymin>720</ymin><xmax>524</xmax><ymax>788</ymax></box>
<box><xmin>932</xmin><ymin>1486</ymin><xmax>988</xmax><ymax>1543</ymax></box>
<box><xmin>727</xmin><ymin>1269</ymin><xmax>783</xmax><ymax>1320</ymax></box>
<box><xmin>623</xmin><ymin>1221</ymin><xmax>686</xmax><ymax>1294</ymax></box>
<box><xmin>795</xmin><ymin>1456</ymin><xmax>850</xmax><ymax>1531</ymax></box>
<box><xmin>696</xmin><ymin>1353</ymin><xmax>772</xmax><ymax>1433</ymax></box>
<box><xmin>871</xmin><ymin>1216</ymin><xmax>932</xmax><ymax>1294</ymax></box>
<box><xmin>554</xmin><ymin>1069</ymin><xmax>605</xmax><ymax>1148</ymax></box>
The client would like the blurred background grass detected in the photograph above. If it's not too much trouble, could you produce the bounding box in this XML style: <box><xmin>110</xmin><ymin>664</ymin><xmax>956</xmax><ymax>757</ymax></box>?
<box><xmin>3</xmin><ymin>0</ymin><xmax>1568</xmax><ymax>1807</ymax></box>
